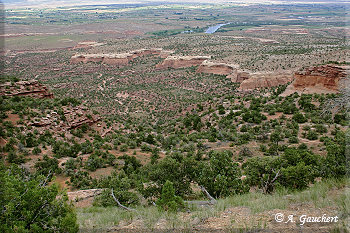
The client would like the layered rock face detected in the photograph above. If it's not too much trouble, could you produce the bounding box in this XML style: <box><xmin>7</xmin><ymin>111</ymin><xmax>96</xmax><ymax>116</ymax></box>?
<box><xmin>156</xmin><ymin>56</ymin><xmax>211</xmax><ymax>69</ymax></box>
<box><xmin>0</xmin><ymin>80</ymin><xmax>53</xmax><ymax>99</ymax></box>
<box><xmin>29</xmin><ymin>105</ymin><xmax>100</xmax><ymax>130</ymax></box>
<box><xmin>196</xmin><ymin>60</ymin><xmax>239</xmax><ymax>75</ymax></box>
<box><xmin>71</xmin><ymin>53</ymin><xmax>131</xmax><ymax>65</ymax></box>
<box><xmin>293</xmin><ymin>65</ymin><xmax>347</xmax><ymax>90</ymax></box>
<box><xmin>238</xmin><ymin>71</ymin><xmax>294</xmax><ymax>91</ymax></box>
<box><xmin>228</xmin><ymin>70</ymin><xmax>251</xmax><ymax>83</ymax></box>
<box><xmin>130</xmin><ymin>48</ymin><xmax>173</xmax><ymax>59</ymax></box>
<box><xmin>73</xmin><ymin>41</ymin><xmax>104</xmax><ymax>50</ymax></box>
<box><xmin>71</xmin><ymin>48</ymin><xmax>174</xmax><ymax>66</ymax></box>
<box><xmin>281</xmin><ymin>65</ymin><xmax>348</xmax><ymax>96</ymax></box>
<box><xmin>63</xmin><ymin>105</ymin><xmax>100</xmax><ymax>129</ymax></box>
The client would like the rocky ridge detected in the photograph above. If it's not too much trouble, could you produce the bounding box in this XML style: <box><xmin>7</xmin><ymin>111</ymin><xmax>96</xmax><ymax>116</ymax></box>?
<box><xmin>71</xmin><ymin>48</ymin><xmax>174</xmax><ymax>66</ymax></box>
<box><xmin>238</xmin><ymin>71</ymin><xmax>294</xmax><ymax>91</ymax></box>
<box><xmin>281</xmin><ymin>64</ymin><xmax>348</xmax><ymax>96</ymax></box>
<box><xmin>196</xmin><ymin>60</ymin><xmax>239</xmax><ymax>75</ymax></box>
<box><xmin>0</xmin><ymin>80</ymin><xmax>54</xmax><ymax>99</ymax></box>
<box><xmin>155</xmin><ymin>55</ymin><xmax>211</xmax><ymax>69</ymax></box>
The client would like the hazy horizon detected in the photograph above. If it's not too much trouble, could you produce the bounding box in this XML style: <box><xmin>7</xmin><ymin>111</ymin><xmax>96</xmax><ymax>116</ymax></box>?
<box><xmin>3</xmin><ymin>0</ymin><xmax>350</xmax><ymax>9</ymax></box>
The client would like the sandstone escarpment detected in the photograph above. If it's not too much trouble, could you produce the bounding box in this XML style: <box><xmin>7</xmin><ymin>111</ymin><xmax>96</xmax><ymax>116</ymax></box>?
<box><xmin>228</xmin><ymin>70</ymin><xmax>251</xmax><ymax>83</ymax></box>
<box><xmin>71</xmin><ymin>48</ymin><xmax>174</xmax><ymax>66</ymax></box>
<box><xmin>156</xmin><ymin>56</ymin><xmax>211</xmax><ymax>69</ymax></box>
<box><xmin>196</xmin><ymin>60</ymin><xmax>239</xmax><ymax>75</ymax></box>
<box><xmin>238</xmin><ymin>71</ymin><xmax>294</xmax><ymax>91</ymax></box>
<box><xmin>293</xmin><ymin>65</ymin><xmax>347</xmax><ymax>90</ymax></box>
<box><xmin>0</xmin><ymin>80</ymin><xmax>54</xmax><ymax>99</ymax></box>
<box><xmin>281</xmin><ymin>65</ymin><xmax>348</xmax><ymax>96</ymax></box>
<box><xmin>73</xmin><ymin>41</ymin><xmax>104</xmax><ymax>50</ymax></box>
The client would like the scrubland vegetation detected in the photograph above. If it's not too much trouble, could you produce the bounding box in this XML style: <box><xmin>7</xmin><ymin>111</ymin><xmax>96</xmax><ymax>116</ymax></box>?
<box><xmin>1</xmin><ymin>1</ymin><xmax>349</xmax><ymax>232</ymax></box>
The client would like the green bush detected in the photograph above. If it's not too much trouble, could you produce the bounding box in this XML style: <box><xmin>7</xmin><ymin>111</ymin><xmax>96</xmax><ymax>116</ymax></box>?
<box><xmin>0</xmin><ymin>163</ymin><xmax>79</xmax><ymax>232</ymax></box>
<box><xmin>292</xmin><ymin>112</ymin><xmax>307</xmax><ymax>123</ymax></box>
<box><xmin>197</xmin><ymin>150</ymin><xmax>248</xmax><ymax>198</ymax></box>
<box><xmin>93</xmin><ymin>188</ymin><xmax>139</xmax><ymax>207</ymax></box>
<box><xmin>306</xmin><ymin>130</ymin><xmax>318</xmax><ymax>140</ymax></box>
<box><xmin>35</xmin><ymin>155</ymin><xmax>61</xmax><ymax>175</ymax></box>
<box><xmin>156</xmin><ymin>180</ymin><xmax>185</xmax><ymax>212</ymax></box>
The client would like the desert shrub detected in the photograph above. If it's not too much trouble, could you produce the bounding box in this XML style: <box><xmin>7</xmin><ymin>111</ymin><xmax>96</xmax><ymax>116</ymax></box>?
<box><xmin>334</xmin><ymin>113</ymin><xmax>346</xmax><ymax>125</ymax></box>
<box><xmin>85</xmin><ymin>154</ymin><xmax>104</xmax><ymax>171</ymax></box>
<box><xmin>92</xmin><ymin>169</ymin><xmax>141</xmax><ymax>207</ymax></box>
<box><xmin>306</xmin><ymin>130</ymin><xmax>318</xmax><ymax>140</ymax></box>
<box><xmin>52</xmin><ymin>141</ymin><xmax>80</xmax><ymax>158</ymax></box>
<box><xmin>119</xmin><ymin>144</ymin><xmax>128</xmax><ymax>152</ymax></box>
<box><xmin>270</xmin><ymin>130</ymin><xmax>283</xmax><ymax>145</ymax></box>
<box><xmin>0</xmin><ymin>163</ymin><xmax>79</xmax><ymax>233</ymax></box>
<box><xmin>242</xmin><ymin>110</ymin><xmax>267</xmax><ymax>124</ymax></box>
<box><xmin>218</xmin><ymin>105</ymin><xmax>225</xmax><ymax>115</ymax></box>
<box><xmin>292</xmin><ymin>112</ymin><xmax>307</xmax><ymax>123</ymax></box>
<box><xmin>183</xmin><ymin>113</ymin><xmax>202</xmax><ymax>131</ymax></box>
<box><xmin>315</xmin><ymin>124</ymin><xmax>328</xmax><ymax>134</ymax></box>
<box><xmin>281</xmin><ymin>101</ymin><xmax>297</xmax><ymax>114</ymax></box>
<box><xmin>60</xmin><ymin>97</ymin><xmax>81</xmax><ymax>106</ymax></box>
<box><xmin>119</xmin><ymin>154</ymin><xmax>141</xmax><ymax>174</ymax></box>
<box><xmin>322</xmin><ymin>132</ymin><xmax>346</xmax><ymax>178</ymax></box>
<box><xmin>243</xmin><ymin>156</ymin><xmax>283</xmax><ymax>193</ymax></box>
<box><xmin>156</xmin><ymin>180</ymin><xmax>185</xmax><ymax>212</ymax></box>
<box><xmin>35</xmin><ymin>155</ymin><xmax>61</xmax><ymax>175</ymax></box>
<box><xmin>243</xmin><ymin>147</ymin><xmax>322</xmax><ymax>192</ymax></box>
<box><xmin>69</xmin><ymin>170</ymin><xmax>92</xmax><ymax>189</ymax></box>
<box><xmin>196</xmin><ymin>150</ymin><xmax>249</xmax><ymax>198</ymax></box>
<box><xmin>24</xmin><ymin>132</ymin><xmax>38</xmax><ymax>148</ymax></box>
<box><xmin>142</xmin><ymin>153</ymin><xmax>197</xmax><ymax>199</ymax></box>
<box><xmin>7</xmin><ymin>151</ymin><xmax>25</xmax><ymax>164</ymax></box>
<box><xmin>32</xmin><ymin>147</ymin><xmax>42</xmax><ymax>155</ymax></box>
<box><xmin>93</xmin><ymin>188</ymin><xmax>139</xmax><ymax>207</ymax></box>
<box><xmin>288</xmin><ymin>136</ymin><xmax>299</xmax><ymax>144</ymax></box>
<box><xmin>238</xmin><ymin>146</ymin><xmax>253</xmax><ymax>161</ymax></box>
<box><xmin>64</xmin><ymin>158</ymin><xmax>78</xmax><ymax>176</ymax></box>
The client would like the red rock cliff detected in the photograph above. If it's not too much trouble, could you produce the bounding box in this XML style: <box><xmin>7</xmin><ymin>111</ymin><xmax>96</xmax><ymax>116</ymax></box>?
<box><xmin>155</xmin><ymin>56</ymin><xmax>211</xmax><ymax>69</ymax></box>
<box><xmin>238</xmin><ymin>71</ymin><xmax>294</xmax><ymax>91</ymax></box>
<box><xmin>0</xmin><ymin>80</ymin><xmax>54</xmax><ymax>99</ymax></box>
<box><xmin>196</xmin><ymin>61</ymin><xmax>239</xmax><ymax>75</ymax></box>
<box><xmin>281</xmin><ymin>65</ymin><xmax>348</xmax><ymax>96</ymax></box>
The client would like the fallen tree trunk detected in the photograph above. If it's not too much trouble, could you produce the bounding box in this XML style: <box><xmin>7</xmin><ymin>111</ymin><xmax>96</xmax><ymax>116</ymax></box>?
<box><xmin>111</xmin><ymin>188</ymin><xmax>135</xmax><ymax>211</ymax></box>
<box><xmin>185</xmin><ymin>186</ymin><xmax>217</xmax><ymax>206</ymax></box>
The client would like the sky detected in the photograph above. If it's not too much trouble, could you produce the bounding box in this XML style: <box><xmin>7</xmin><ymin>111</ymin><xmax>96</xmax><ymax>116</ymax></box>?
<box><xmin>2</xmin><ymin>0</ymin><xmax>349</xmax><ymax>9</ymax></box>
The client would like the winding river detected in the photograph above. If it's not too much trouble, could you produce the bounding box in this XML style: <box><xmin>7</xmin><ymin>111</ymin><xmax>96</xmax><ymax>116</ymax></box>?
<box><xmin>205</xmin><ymin>23</ymin><xmax>231</xmax><ymax>34</ymax></box>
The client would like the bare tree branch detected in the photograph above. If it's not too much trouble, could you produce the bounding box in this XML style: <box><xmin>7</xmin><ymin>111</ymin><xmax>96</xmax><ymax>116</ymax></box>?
<box><xmin>185</xmin><ymin>185</ymin><xmax>217</xmax><ymax>206</ymax></box>
<box><xmin>39</xmin><ymin>170</ymin><xmax>52</xmax><ymax>187</ymax></box>
<box><xmin>200</xmin><ymin>185</ymin><xmax>217</xmax><ymax>204</ymax></box>
<box><xmin>111</xmin><ymin>188</ymin><xmax>135</xmax><ymax>211</ymax></box>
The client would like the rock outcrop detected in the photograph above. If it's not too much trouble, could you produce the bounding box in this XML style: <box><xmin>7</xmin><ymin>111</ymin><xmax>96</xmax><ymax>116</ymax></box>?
<box><xmin>63</xmin><ymin>105</ymin><xmax>100</xmax><ymax>129</ymax></box>
<box><xmin>281</xmin><ymin>65</ymin><xmax>348</xmax><ymax>96</ymax></box>
<box><xmin>0</xmin><ymin>80</ymin><xmax>54</xmax><ymax>99</ymax></box>
<box><xmin>67</xmin><ymin>189</ymin><xmax>103</xmax><ymax>207</ymax></box>
<box><xmin>238</xmin><ymin>71</ymin><xmax>294</xmax><ymax>91</ymax></box>
<box><xmin>71</xmin><ymin>48</ymin><xmax>174</xmax><ymax>66</ymax></box>
<box><xmin>67</xmin><ymin>189</ymin><xmax>103</xmax><ymax>201</ymax></box>
<box><xmin>156</xmin><ymin>56</ymin><xmax>211</xmax><ymax>69</ymax></box>
<box><xmin>73</xmin><ymin>41</ymin><xmax>104</xmax><ymax>50</ymax></box>
<box><xmin>29</xmin><ymin>105</ymin><xmax>100</xmax><ymax>130</ymax></box>
<box><xmin>228</xmin><ymin>70</ymin><xmax>251</xmax><ymax>83</ymax></box>
<box><xmin>196</xmin><ymin>60</ymin><xmax>239</xmax><ymax>75</ymax></box>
